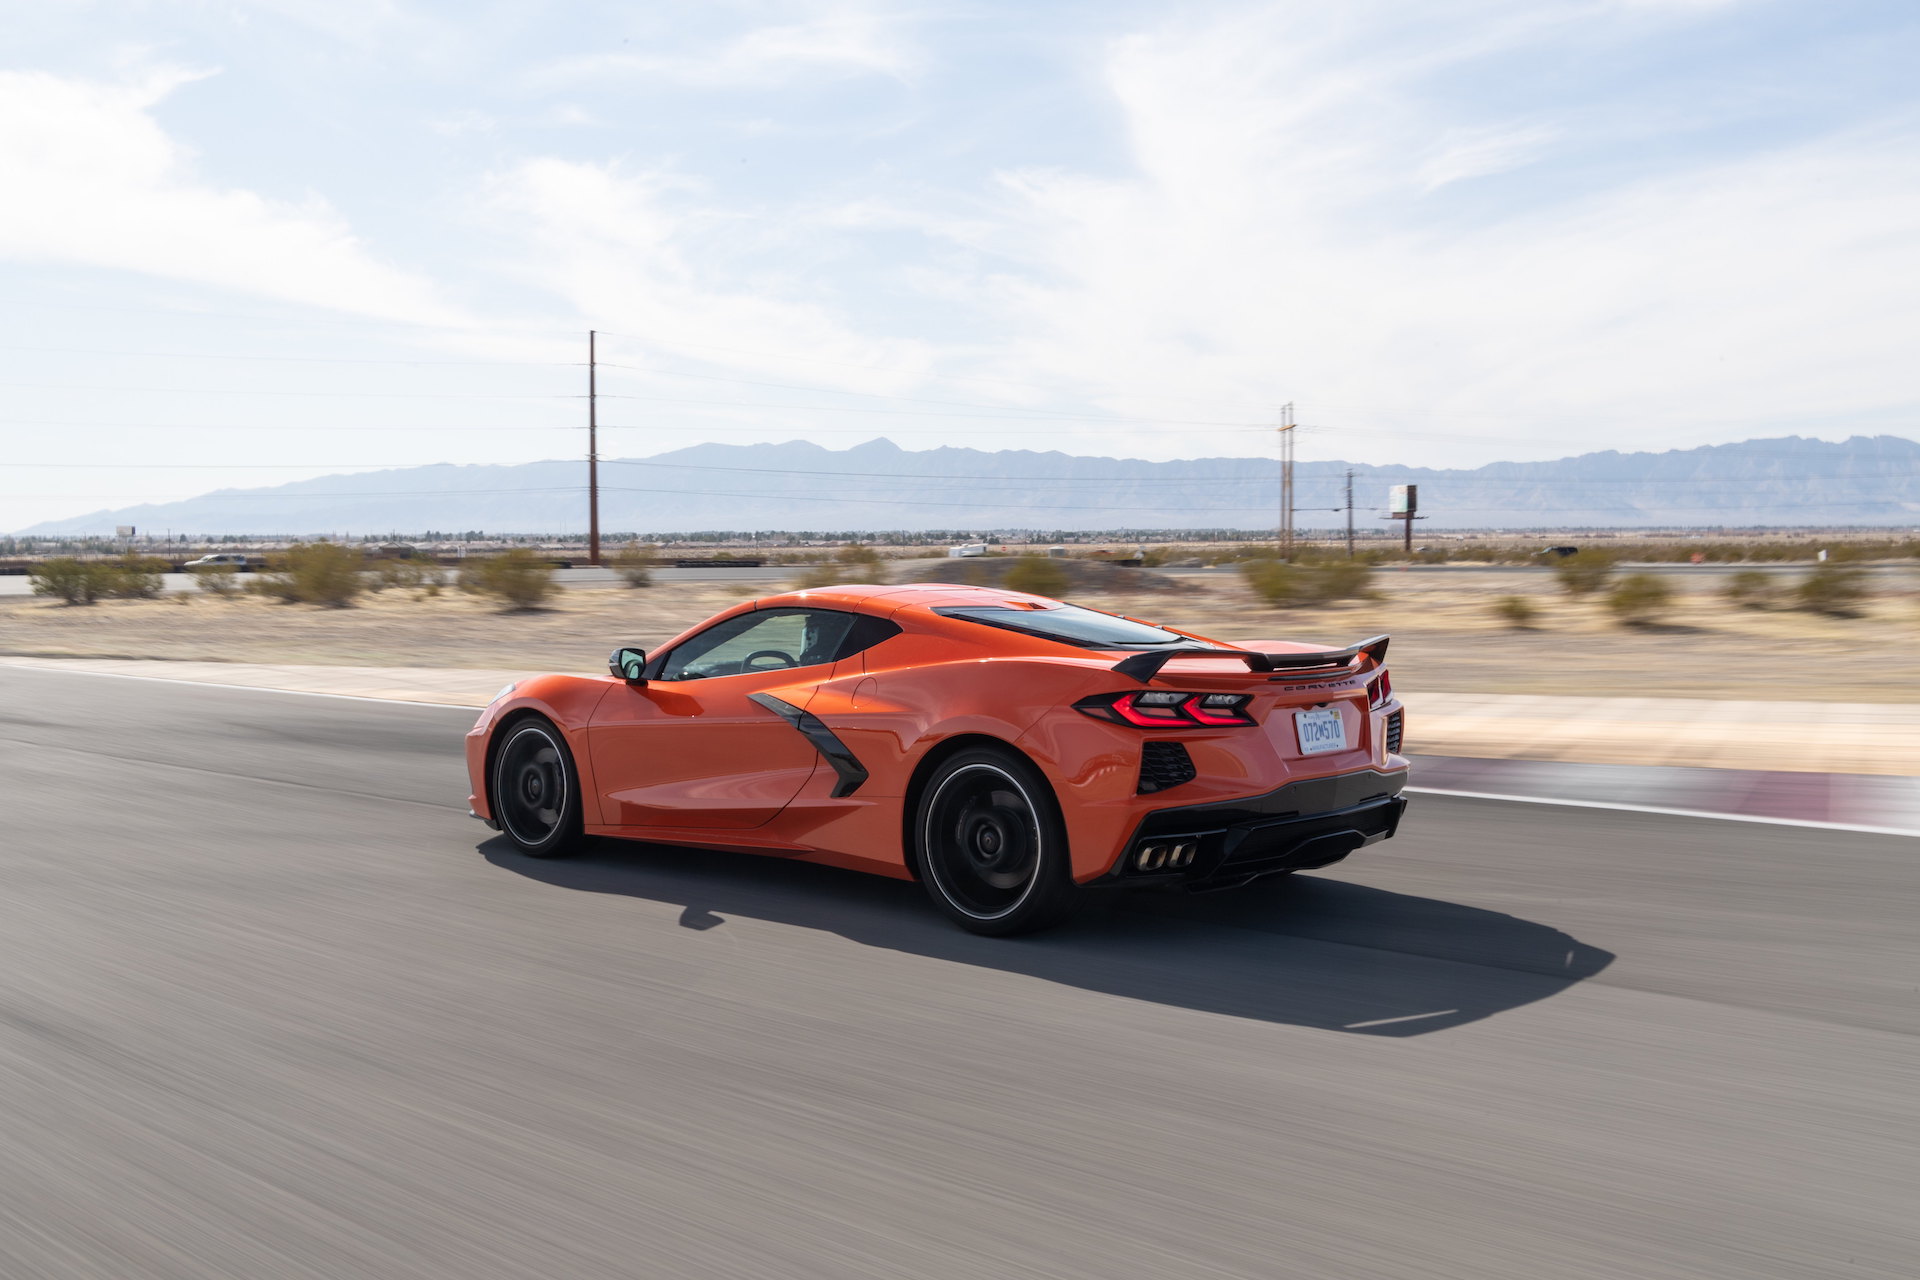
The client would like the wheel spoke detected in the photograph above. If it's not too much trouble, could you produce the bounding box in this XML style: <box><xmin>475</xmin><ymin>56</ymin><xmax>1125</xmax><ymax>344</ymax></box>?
<box><xmin>496</xmin><ymin>727</ymin><xmax>568</xmax><ymax>846</ymax></box>
<box><xmin>925</xmin><ymin>765</ymin><xmax>1041</xmax><ymax>918</ymax></box>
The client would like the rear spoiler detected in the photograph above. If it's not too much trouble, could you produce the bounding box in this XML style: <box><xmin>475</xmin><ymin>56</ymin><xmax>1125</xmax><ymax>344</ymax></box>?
<box><xmin>1112</xmin><ymin>635</ymin><xmax>1389</xmax><ymax>685</ymax></box>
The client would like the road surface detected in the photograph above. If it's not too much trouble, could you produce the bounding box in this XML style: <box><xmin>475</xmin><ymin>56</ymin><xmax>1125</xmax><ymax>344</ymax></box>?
<box><xmin>0</xmin><ymin>665</ymin><xmax>1911</xmax><ymax>1279</ymax></box>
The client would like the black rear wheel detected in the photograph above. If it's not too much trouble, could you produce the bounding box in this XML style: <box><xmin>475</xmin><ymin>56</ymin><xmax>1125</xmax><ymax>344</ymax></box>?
<box><xmin>491</xmin><ymin>718</ymin><xmax>585</xmax><ymax>858</ymax></box>
<box><xmin>914</xmin><ymin>746</ymin><xmax>1077</xmax><ymax>936</ymax></box>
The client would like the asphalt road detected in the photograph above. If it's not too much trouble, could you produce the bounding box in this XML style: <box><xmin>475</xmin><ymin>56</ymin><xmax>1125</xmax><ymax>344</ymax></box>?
<box><xmin>0</xmin><ymin>666</ymin><xmax>1912</xmax><ymax>1279</ymax></box>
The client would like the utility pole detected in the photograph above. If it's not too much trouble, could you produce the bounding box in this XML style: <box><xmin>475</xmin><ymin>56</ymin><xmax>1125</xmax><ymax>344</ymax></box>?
<box><xmin>588</xmin><ymin>329</ymin><xmax>601</xmax><ymax>566</ymax></box>
<box><xmin>1345</xmin><ymin>468</ymin><xmax>1355</xmax><ymax>558</ymax></box>
<box><xmin>1277</xmin><ymin>402</ymin><xmax>1295</xmax><ymax>561</ymax></box>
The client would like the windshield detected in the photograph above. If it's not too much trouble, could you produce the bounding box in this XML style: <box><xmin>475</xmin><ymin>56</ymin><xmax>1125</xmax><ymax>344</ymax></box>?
<box><xmin>935</xmin><ymin>604</ymin><xmax>1207</xmax><ymax>650</ymax></box>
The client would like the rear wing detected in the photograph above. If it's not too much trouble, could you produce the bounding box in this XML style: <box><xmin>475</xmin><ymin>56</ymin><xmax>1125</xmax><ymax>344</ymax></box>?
<box><xmin>1112</xmin><ymin>635</ymin><xmax>1389</xmax><ymax>685</ymax></box>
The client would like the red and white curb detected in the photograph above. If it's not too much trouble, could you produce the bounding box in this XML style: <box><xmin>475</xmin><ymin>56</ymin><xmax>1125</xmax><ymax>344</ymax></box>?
<box><xmin>1406</xmin><ymin>753</ymin><xmax>1920</xmax><ymax>836</ymax></box>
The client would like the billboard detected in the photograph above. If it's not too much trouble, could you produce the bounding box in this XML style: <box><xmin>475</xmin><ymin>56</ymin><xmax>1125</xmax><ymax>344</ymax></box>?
<box><xmin>1389</xmin><ymin>485</ymin><xmax>1417</xmax><ymax>517</ymax></box>
<box><xmin>115</xmin><ymin>525</ymin><xmax>137</xmax><ymax>537</ymax></box>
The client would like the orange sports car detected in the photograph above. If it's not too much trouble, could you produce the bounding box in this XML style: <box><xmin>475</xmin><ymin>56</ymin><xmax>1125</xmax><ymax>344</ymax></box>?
<box><xmin>467</xmin><ymin>582</ymin><xmax>1408</xmax><ymax>935</ymax></box>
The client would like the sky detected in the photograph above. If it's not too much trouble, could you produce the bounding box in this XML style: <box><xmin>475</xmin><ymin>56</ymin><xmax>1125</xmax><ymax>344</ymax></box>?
<box><xmin>2</xmin><ymin>0</ymin><xmax>1918</xmax><ymax>529</ymax></box>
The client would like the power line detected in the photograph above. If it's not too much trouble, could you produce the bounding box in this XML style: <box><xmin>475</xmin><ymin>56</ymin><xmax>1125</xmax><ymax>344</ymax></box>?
<box><xmin>0</xmin><ymin>382</ymin><xmax>580</xmax><ymax>400</ymax></box>
<box><xmin>0</xmin><ymin>345</ymin><xmax>579</xmax><ymax>366</ymax></box>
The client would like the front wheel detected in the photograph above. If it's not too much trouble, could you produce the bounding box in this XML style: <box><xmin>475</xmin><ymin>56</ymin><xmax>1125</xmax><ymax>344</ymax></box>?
<box><xmin>913</xmin><ymin>747</ymin><xmax>1078</xmax><ymax>936</ymax></box>
<box><xmin>491</xmin><ymin>717</ymin><xmax>585</xmax><ymax>858</ymax></box>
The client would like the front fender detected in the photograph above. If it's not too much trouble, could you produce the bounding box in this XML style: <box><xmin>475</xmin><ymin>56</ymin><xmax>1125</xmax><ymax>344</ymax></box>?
<box><xmin>465</xmin><ymin>674</ymin><xmax>617</xmax><ymax>824</ymax></box>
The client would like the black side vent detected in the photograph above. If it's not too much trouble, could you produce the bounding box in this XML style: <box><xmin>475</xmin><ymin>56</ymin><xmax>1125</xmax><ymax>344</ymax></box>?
<box><xmin>1384</xmin><ymin>709</ymin><xmax>1404</xmax><ymax>754</ymax></box>
<box><xmin>1139</xmin><ymin>741</ymin><xmax>1197</xmax><ymax>794</ymax></box>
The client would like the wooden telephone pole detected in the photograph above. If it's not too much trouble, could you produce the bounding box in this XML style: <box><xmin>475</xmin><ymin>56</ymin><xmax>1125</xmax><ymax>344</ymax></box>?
<box><xmin>588</xmin><ymin>329</ymin><xmax>601</xmax><ymax>566</ymax></box>
<box><xmin>1277</xmin><ymin>403</ymin><xmax>1296</xmax><ymax>561</ymax></box>
<box><xmin>1345</xmin><ymin>468</ymin><xmax>1356</xmax><ymax>557</ymax></box>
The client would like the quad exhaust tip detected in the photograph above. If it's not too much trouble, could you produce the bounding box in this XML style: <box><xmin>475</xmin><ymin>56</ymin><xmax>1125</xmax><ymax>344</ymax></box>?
<box><xmin>1135</xmin><ymin>841</ymin><xmax>1197</xmax><ymax>872</ymax></box>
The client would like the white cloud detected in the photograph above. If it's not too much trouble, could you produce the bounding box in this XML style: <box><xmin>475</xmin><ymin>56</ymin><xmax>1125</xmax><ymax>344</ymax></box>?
<box><xmin>1417</xmin><ymin>124</ymin><xmax>1559</xmax><ymax>191</ymax></box>
<box><xmin>930</xmin><ymin>4</ymin><xmax>1920</xmax><ymax>463</ymax></box>
<box><xmin>490</xmin><ymin>157</ymin><xmax>932</xmax><ymax>394</ymax></box>
<box><xmin>0</xmin><ymin>66</ymin><xmax>471</xmax><ymax>327</ymax></box>
<box><xmin>528</xmin><ymin>3</ymin><xmax>912</xmax><ymax>90</ymax></box>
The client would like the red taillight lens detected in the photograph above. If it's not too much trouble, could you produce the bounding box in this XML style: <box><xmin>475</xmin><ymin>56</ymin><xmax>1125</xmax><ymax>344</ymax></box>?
<box><xmin>1185</xmin><ymin>693</ymin><xmax>1257</xmax><ymax>726</ymax></box>
<box><xmin>1112</xmin><ymin>691</ymin><xmax>1189</xmax><ymax>725</ymax></box>
<box><xmin>1369</xmin><ymin>669</ymin><xmax>1393</xmax><ymax>709</ymax></box>
<box><xmin>1075</xmin><ymin>691</ymin><xmax>1256</xmax><ymax>727</ymax></box>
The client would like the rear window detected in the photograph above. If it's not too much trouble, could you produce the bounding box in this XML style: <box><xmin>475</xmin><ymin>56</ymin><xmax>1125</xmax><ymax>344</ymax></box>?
<box><xmin>934</xmin><ymin>604</ymin><xmax>1206</xmax><ymax>650</ymax></box>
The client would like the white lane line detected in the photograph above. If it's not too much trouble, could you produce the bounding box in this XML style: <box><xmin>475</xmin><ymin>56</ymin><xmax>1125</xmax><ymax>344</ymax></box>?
<box><xmin>1406</xmin><ymin>786</ymin><xmax>1920</xmax><ymax>838</ymax></box>
<box><xmin>1344</xmin><ymin>1009</ymin><xmax>1460</xmax><ymax>1029</ymax></box>
<box><xmin>0</xmin><ymin>662</ymin><xmax>488</xmax><ymax>709</ymax></box>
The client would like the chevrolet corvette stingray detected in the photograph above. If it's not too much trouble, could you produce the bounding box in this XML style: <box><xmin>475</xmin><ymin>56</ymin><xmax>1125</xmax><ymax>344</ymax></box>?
<box><xmin>467</xmin><ymin>582</ymin><xmax>1408</xmax><ymax>935</ymax></box>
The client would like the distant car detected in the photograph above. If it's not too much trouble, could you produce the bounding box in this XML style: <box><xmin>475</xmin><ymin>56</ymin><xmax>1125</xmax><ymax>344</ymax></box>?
<box><xmin>1537</xmin><ymin>546</ymin><xmax>1580</xmax><ymax>558</ymax></box>
<box><xmin>183</xmin><ymin>554</ymin><xmax>251</xmax><ymax>572</ymax></box>
<box><xmin>467</xmin><ymin>582</ymin><xmax>1409</xmax><ymax>936</ymax></box>
<box><xmin>947</xmin><ymin>543</ymin><xmax>988</xmax><ymax>558</ymax></box>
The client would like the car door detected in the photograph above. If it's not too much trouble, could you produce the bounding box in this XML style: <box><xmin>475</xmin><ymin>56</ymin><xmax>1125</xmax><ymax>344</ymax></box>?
<box><xmin>588</xmin><ymin>608</ymin><xmax>862</xmax><ymax>830</ymax></box>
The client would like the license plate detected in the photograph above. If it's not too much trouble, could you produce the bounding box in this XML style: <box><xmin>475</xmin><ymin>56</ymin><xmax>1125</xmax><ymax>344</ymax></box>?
<box><xmin>1294</xmin><ymin>707</ymin><xmax>1347</xmax><ymax>756</ymax></box>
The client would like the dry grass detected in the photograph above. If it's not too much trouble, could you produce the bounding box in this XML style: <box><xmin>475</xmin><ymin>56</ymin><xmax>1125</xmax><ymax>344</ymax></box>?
<box><xmin>2</xmin><ymin>567</ymin><xmax>1916</xmax><ymax>702</ymax></box>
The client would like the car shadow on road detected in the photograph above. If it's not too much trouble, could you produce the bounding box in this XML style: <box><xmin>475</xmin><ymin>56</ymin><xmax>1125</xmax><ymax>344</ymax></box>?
<box><xmin>481</xmin><ymin>837</ymin><xmax>1614</xmax><ymax>1037</ymax></box>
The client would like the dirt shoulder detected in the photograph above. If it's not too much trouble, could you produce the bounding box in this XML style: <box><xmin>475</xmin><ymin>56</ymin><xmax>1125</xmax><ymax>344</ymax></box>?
<box><xmin>2</xmin><ymin>567</ymin><xmax>1916</xmax><ymax>702</ymax></box>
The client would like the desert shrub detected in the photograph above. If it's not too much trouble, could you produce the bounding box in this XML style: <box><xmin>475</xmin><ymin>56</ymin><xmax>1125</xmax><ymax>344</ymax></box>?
<box><xmin>1723</xmin><ymin>570</ymin><xmax>1775</xmax><ymax>610</ymax></box>
<box><xmin>1239</xmin><ymin>558</ymin><xmax>1375</xmax><ymax>607</ymax></box>
<box><xmin>367</xmin><ymin>558</ymin><xmax>443</xmax><ymax>594</ymax></box>
<box><xmin>458</xmin><ymin>549</ymin><xmax>555</xmax><ymax>610</ymax></box>
<box><xmin>611</xmin><ymin>543</ymin><xmax>654</xmax><ymax>588</ymax></box>
<box><xmin>1605</xmin><ymin>573</ymin><xmax>1674</xmax><ymax>626</ymax></box>
<box><xmin>252</xmin><ymin>542</ymin><xmax>366</xmax><ymax>607</ymax></box>
<box><xmin>793</xmin><ymin>564</ymin><xmax>846</xmax><ymax>590</ymax></box>
<box><xmin>1492</xmin><ymin>595</ymin><xmax>1539</xmax><ymax>628</ymax></box>
<box><xmin>94</xmin><ymin>554</ymin><xmax>167</xmax><ymax>599</ymax></box>
<box><xmin>1004</xmin><ymin>554</ymin><xmax>1072</xmax><ymax>598</ymax></box>
<box><xmin>193</xmin><ymin>564</ymin><xmax>242</xmax><ymax>597</ymax></box>
<box><xmin>1552</xmin><ymin>550</ymin><xmax>1617</xmax><ymax>596</ymax></box>
<box><xmin>834</xmin><ymin>543</ymin><xmax>884</xmax><ymax>571</ymax></box>
<box><xmin>29</xmin><ymin>557</ymin><xmax>103</xmax><ymax>604</ymax></box>
<box><xmin>1794</xmin><ymin>563</ymin><xmax>1868</xmax><ymax>617</ymax></box>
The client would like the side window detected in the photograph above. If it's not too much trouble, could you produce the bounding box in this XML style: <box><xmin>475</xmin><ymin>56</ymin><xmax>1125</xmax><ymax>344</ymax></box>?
<box><xmin>658</xmin><ymin>609</ymin><xmax>874</xmax><ymax>681</ymax></box>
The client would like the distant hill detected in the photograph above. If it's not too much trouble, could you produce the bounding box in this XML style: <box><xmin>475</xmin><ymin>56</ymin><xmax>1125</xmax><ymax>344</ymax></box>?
<box><xmin>16</xmin><ymin>435</ymin><xmax>1920</xmax><ymax>536</ymax></box>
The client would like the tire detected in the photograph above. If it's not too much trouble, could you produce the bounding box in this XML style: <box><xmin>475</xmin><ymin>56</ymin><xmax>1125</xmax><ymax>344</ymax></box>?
<box><xmin>913</xmin><ymin>746</ymin><xmax>1078</xmax><ymax>936</ymax></box>
<box><xmin>490</xmin><ymin>717</ymin><xmax>586</xmax><ymax>858</ymax></box>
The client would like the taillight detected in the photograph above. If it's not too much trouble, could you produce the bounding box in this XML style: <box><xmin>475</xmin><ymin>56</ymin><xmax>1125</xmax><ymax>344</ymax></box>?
<box><xmin>1368</xmin><ymin>669</ymin><xmax>1393</xmax><ymax>709</ymax></box>
<box><xmin>1075</xmin><ymin>691</ymin><xmax>1257</xmax><ymax>727</ymax></box>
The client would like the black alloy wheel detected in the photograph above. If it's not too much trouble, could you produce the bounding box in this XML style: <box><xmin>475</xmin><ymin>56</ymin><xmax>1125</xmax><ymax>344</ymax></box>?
<box><xmin>491</xmin><ymin>718</ymin><xmax>584</xmax><ymax>858</ymax></box>
<box><xmin>915</xmin><ymin>747</ymin><xmax>1077</xmax><ymax>936</ymax></box>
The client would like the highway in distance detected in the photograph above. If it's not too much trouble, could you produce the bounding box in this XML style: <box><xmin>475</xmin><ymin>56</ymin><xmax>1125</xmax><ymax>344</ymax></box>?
<box><xmin>0</xmin><ymin>665</ymin><xmax>1912</xmax><ymax>1279</ymax></box>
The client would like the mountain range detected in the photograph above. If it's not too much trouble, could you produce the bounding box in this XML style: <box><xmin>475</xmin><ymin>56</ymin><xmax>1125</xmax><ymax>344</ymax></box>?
<box><xmin>16</xmin><ymin>435</ymin><xmax>1920</xmax><ymax>537</ymax></box>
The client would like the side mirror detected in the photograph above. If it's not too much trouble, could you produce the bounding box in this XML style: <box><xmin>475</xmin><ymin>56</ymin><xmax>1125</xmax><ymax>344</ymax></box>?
<box><xmin>609</xmin><ymin>647</ymin><xmax>648</xmax><ymax>682</ymax></box>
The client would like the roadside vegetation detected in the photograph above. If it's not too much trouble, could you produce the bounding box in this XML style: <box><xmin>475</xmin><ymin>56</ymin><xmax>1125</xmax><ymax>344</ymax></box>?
<box><xmin>29</xmin><ymin>555</ymin><xmax>166</xmax><ymax>604</ymax></box>
<box><xmin>612</xmin><ymin>542</ymin><xmax>655</xmax><ymax>588</ymax></box>
<box><xmin>1238</xmin><ymin>557</ymin><xmax>1376</xmax><ymax>607</ymax></box>
<box><xmin>1491</xmin><ymin>595</ymin><xmax>1539</xmax><ymax>628</ymax></box>
<box><xmin>192</xmin><ymin>564</ymin><xmax>243</xmax><ymax>596</ymax></box>
<box><xmin>1551</xmin><ymin>550</ymin><xmax>1617</xmax><ymax>597</ymax></box>
<box><xmin>366</xmin><ymin>557</ymin><xmax>445</xmax><ymax>597</ymax></box>
<box><xmin>1794</xmin><ymin>562</ymin><xmax>1869</xmax><ymax>617</ymax></box>
<box><xmin>1605</xmin><ymin>573</ymin><xmax>1675</xmax><ymax>626</ymax></box>
<box><xmin>1003</xmin><ymin>554</ymin><xmax>1072</xmax><ymax>598</ymax></box>
<box><xmin>1723</xmin><ymin>570</ymin><xmax>1775</xmax><ymax>609</ymax></box>
<box><xmin>458</xmin><ymin>549</ymin><xmax>556</xmax><ymax>611</ymax></box>
<box><xmin>793</xmin><ymin>543</ymin><xmax>891</xmax><ymax>590</ymax></box>
<box><xmin>250</xmin><ymin>542</ymin><xmax>366</xmax><ymax>608</ymax></box>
